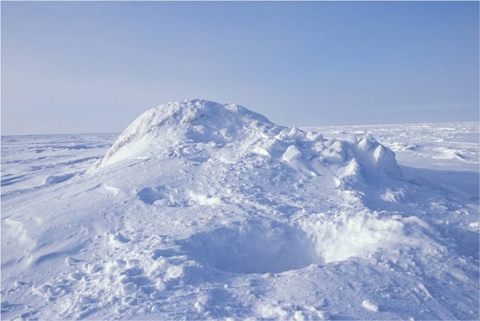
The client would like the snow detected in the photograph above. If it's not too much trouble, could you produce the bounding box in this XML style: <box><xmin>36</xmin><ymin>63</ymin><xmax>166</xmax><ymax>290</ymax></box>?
<box><xmin>1</xmin><ymin>99</ymin><xmax>479</xmax><ymax>320</ymax></box>
<box><xmin>282</xmin><ymin>145</ymin><xmax>302</xmax><ymax>162</ymax></box>
<box><xmin>44</xmin><ymin>173</ymin><xmax>75</xmax><ymax>185</ymax></box>
<box><xmin>362</xmin><ymin>300</ymin><xmax>379</xmax><ymax>312</ymax></box>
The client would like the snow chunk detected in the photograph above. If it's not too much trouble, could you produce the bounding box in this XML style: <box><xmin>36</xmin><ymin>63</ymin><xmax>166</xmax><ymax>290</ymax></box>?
<box><xmin>362</xmin><ymin>300</ymin><xmax>379</xmax><ymax>312</ymax></box>
<box><xmin>320</xmin><ymin>140</ymin><xmax>347</xmax><ymax>164</ymax></box>
<box><xmin>194</xmin><ymin>295</ymin><xmax>210</xmax><ymax>314</ymax></box>
<box><xmin>316</xmin><ymin>310</ymin><xmax>331</xmax><ymax>320</ymax></box>
<box><xmin>306</xmin><ymin>131</ymin><xmax>323</xmax><ymax>141</ymax></box>
<box><xmin>283</xmin><ymin>145</ymin><xmax>302</xmax><ymax>162</ymax></box>
<box><xmin>358</xmin><ymin>134</ymin><xmax>377</xmax><ymax>151</ymax></box>
<box><xmin>188</xmin><ymin>191</ymin><xmax>221</xmax><ymax>206</ymax></box>
<box><xmin>121</xmin><ymin>282</ymin><xmax>137</xmax><ymax>296</ymax></box>
<box><xmin>277</xmin><ymin>126</ymin><xmax>300</xmax><ymax>141</ymax></box>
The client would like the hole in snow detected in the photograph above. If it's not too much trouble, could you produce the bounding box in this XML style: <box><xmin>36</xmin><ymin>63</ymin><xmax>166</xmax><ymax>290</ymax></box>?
<box><xmin>137</xmin><ymin>187</ymin><xmax>168</xmax><ymax>205</ymax></box>
<box><xmin>180</xmin><ymin>221</ymin><xmax>323</xmax><ymax>274</ymax></box>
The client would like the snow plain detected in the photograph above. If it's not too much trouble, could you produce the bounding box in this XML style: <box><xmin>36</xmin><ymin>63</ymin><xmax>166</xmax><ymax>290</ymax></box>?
<box><xmin>1</xmin><ymin>99</ymin><xmax>478</xmax><ymax>320</ymax></box>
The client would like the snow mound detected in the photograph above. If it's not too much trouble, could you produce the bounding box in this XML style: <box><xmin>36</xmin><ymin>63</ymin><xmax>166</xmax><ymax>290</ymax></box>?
<box><xmin>93</xmin><ymin>99</ymin><xmax>274</xmax><ymax>168</ymax></box>
<box><xmin>93</xmin><ymin>99</ymin><xmax>402</xmax><ymax>182</ymax></box>
<box><xmin>89</xmin><ymin>101</ymin><xmax>405</xmax><ymax>273</ymax></box>
<box><xmin>87</xmin><ymin>99</ymin><xmax>406</xmax><ymax>274</ymax></box>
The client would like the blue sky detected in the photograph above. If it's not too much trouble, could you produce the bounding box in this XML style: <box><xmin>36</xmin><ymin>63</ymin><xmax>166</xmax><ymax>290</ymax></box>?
<box><xmin>2</xmin><ymin>1</ymin><xmax>478</xmax><ymax>135</ymax></box>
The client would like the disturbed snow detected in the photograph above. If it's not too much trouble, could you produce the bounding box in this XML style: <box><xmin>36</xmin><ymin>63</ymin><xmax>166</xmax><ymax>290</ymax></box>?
<box><xmin>1</xmin><ymin>99</ymin><xmax>478</xmax><ymax>320</ymax></box>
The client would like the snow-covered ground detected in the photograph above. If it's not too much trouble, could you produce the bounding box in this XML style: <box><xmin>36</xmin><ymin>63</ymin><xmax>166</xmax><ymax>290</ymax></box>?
<box><xmin>1</xmin><ymin>100</ymin><xmax>478</xmax><ymax>320</ymax></box>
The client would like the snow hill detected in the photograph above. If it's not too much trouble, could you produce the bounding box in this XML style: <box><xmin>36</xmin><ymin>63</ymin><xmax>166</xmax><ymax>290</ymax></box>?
<box><xmin>1</xmin><ymin>100</ymin><xmax>478</xmax><ymax>320</ymax></box>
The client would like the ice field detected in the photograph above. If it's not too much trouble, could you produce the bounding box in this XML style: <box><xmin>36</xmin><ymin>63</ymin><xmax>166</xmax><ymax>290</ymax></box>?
<box><xmin>1</xmin><ymin>100</ymin><xmax>478</xmax><ymax>320</ymax></box>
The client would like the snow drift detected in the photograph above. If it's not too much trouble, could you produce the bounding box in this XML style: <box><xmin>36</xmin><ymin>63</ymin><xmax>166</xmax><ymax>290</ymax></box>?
<box><xmin>2</xmin><ymin>100</ymin><xmax>478</xmax><ymax>320</ymax></box>
<box><xmin>93</xmin><ymin>99</ymin><xmax>402</xmax><ymax>180</ymax></box>
<box><xmin>90</xmin><ymin>99</ymin><xmax>408</xmax><ymax>270</ymax></box>
<box><xmin>94</xmin><ymin>100</ymin><xmax>273</xmax><ymax>168</ymax></box>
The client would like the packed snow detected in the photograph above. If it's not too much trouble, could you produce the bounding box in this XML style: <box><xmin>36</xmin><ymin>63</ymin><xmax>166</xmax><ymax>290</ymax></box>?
<box><xmin>1</xmin><ymin>99</ymin><xmax>478</xmax><ymax>320</ymax></box>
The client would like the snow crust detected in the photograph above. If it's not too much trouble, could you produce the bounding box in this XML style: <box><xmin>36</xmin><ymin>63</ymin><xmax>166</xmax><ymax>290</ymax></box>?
<box><xmin>1</xmin><ymin>100</ymin><xmax>478</xmax><ymax>320</ymax></box>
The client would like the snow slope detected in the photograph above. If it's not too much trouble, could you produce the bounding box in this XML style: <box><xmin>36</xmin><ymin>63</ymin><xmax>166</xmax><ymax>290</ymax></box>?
<box><xmin>1</xmin><ymin>99</ymin><xmax>478</xmax><ymax>320</ymax></box>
